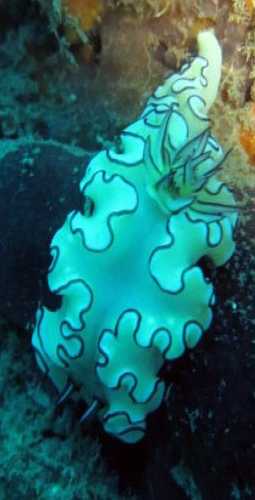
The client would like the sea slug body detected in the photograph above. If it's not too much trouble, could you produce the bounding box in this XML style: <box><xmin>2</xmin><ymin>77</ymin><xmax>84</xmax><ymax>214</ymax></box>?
<box><xmin>32</xmin><ymin>30</ymin><xmax>238</xmax><ymax>443</ymax></box>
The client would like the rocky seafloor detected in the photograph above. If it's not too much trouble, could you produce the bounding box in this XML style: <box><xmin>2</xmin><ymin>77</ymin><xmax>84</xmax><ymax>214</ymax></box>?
<box><xmin>0</xmin><ymin>1</ymin><xmax>255</xmax><ymax>499</ymax></box>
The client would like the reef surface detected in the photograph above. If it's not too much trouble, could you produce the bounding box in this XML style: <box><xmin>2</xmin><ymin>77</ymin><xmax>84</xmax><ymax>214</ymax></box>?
<box><xmin>0</xmin><ymin>1</ymin><xmax>255</xmax><ymax>499</ymax></box>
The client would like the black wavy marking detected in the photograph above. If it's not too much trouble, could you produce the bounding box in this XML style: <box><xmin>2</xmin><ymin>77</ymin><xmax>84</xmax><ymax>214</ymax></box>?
<box><xmin>50</xmin><ymin>277</ymin><xmax>93</xmax><ymax>311</ymax></box>
<box><xmin>171</xmin><ymin>77</ymin><xmax>197</xmax><ymax>95</ymax></box>
<box><xmin>142</xmin><ymin>99</ymin><xmax>170</xmax><ymax>115</ymax></box>
<box><xmin>102</xmin><ymin>410</ymin><xmax>146</xmax><ymax>440</ymax></box>
<box><xmin>141</xmin><ymin>107</ymin><xmax>154</xmax><ymax>122</ymax></box>
<box><xmin>47</xmin><ymin>238</ymin><xmax>70</xmax><ymax>286</ymax></box>
<box><xmin>167</xmin><ymin>111</ymin><xmax>189</xmax><ymax>152</ymax></box>
<box><xmin>130</xmin><ymin>316</ymin><xmax>173</xmax><ymax>358</ymax></box>
<box><xmin>178</xmin><ymin>60</ymin><xmax>192</xmax><ymax>75</ymax></box>
<box><xmin>163</xmin><ymin>58</ymin><xmax>194</xmax><ymax>80</ymax></box>
<box><xmin>207</xmin><ymin>136</ymin><xmax>221</xmax><ymax>153</ymax></box>
<box><xmin>48</xmin><ymin>245</ymin><xmax>60</xmax><ymax>274</ymax></box>
<box><xmin>148</xmin><ymin>218</ymin><xmax>179</xmax><ymax>294</ymax></box>
<box><xmin>189</xmin><ymin>205</ymin><xmax>225</xmax><ymax>218</ymax></box>
<box><xmin>181</xmin><ymin>55</ymin><xmax>209</xmax><ymax>88</ymax></box>
<box><xmin>151</xmin><ymin>258</ymin><xmax>208</xmax><ymax>296</ymax></box>
<box><xmin>190</xmin><ymin>183</ymin><xmax>239</xmax><ymax>218</ymax></box>
<box><xmin>34</xmin><ymin>306</ymin><xmax>54</xmax><ymax>364</ymax></box>
<box><xmin>144</xmin><ymin>135</ymin><xmax>163</xmax><ymax>175</ymax></box>
<box><xmin>140</xmin><ymin>327</ymin><xmax>172</xmax><ymax>358</ymax></box>
<box><xmin>117</xmin><ymin>426</ymin><xmax>145</xmax><ymax>441</ymax></box>
<box><xmin>187</xmin><ymin>94</ymin><xmax>210</xmax><ymax>122</ymax></box>
<box><xmin>151</xmin><ymin>88</ymin><xmax>173</xmax><ymax>101</ymax></box>
<box><xmin>150</xmin><ymin>75</ymin><xmax>196</xmax><ymax>101</ymax></box>
<box><xmin>149</xmin><ymin>217</ymin><xmax>213</xmax><ymax>295</ymax></box>
<box><xmin>96</xmin><ymin>308</ymin><xmax>142</xmax><ymax>370</ymax></box>
<box><xmin>185</xmin><ymin>212</ymin><xmax>224</xmax><ymax>248</ymax></box>
<box><xmin>59</xmin><ymin>323</ymin><xmax>85</xmax><ymax>365</ymax></box>
<box><xmin>96</xmin><ymin>309</ymin><xmax>166</xmax><ymax>405</ymax></box>
<box><xmin>107</xmin><ymin>371</ymin><xmax>138</xmax><ymax>398</ymax></box>
<box><xmin>143</xmin><ymin>105</ymin><xmax>174</xmax><ymax>129</ymax></box>
<box><xmin>112</xmin><ymin>371</ymin><xmax>163</xmax><ymax>406</ymax></box>
<box><xmin>204</xmin><ymin>181</ymin><xmax>230</xmax><ymax>197</ymax></box>
<box><xmin>57</xmin><ymin>325</ymin><xmax>86</xmax><ymax>368</ymax></box>
<box><xmin>97</xmin><ymin>308</ymin><xmax>172</xmax><ymax>359</ymax></box>
<box><xmin>146</xmin><ymin>102</ymin><xmax>172</xmax><ymax>115</ymax></box>
<box><xmin>106</xmin><ymin>131</ymin><xmax>145</xmax><ymax>166</ymax></box>
<box><xmin>156</xmin><ymin>318</ymin><xmax>208</xmax><ymax>360</ymax></box>
<box><xmin>205</xmin><ymin>186</ymin><xmax>247</xmax><ymax>215</ymax></box>
<box><xmin>70</xmin><ymin>170</ymin><xmax>139</xmax><ymax>253</ymax></box>
<box><xmin>149</xmin><ymin>75</ymin><xmax>184</xmax><ymax>99</ymax></box>
<box><xmin>152</xmin><ymin>54</ymin><xmax>209</xmax><ymax>102</ymax></box>
<box><xmin>143</xmin><ymin>96</ymin><xmax>179</xmax><ymax>126</ymax></box>
<box><xmin>35</xmin><ymin>278</ymin><xmax>92</xmax><ymax>370</ymax></box>
<box><xmin>142</xmin><ymin>99</ymin><xmax>178</xmax><ymax>123</ymax></box>
<box><xmin>192</xmin><ymin>197</ymin><xmax>238</xmax><ymax>216</ymax></box>
<box><xmin>164</xmin><ymin>56</ymin><xmax>209</xmax><ymax>96</ymax></box>
<box><xmin>141</xmin><ymin>102</ymin><xmax>157</xmax><ymax>117</ymax></box>
<box><xmin>176</xmin><ymin>55</ymin><xmax>209</xmax><ymax>90</ymax></box>
<box><xmin>171</xmin><ymin>198</ymin><xmax>194</xmax><ymax>214</ymax></box>
<box><xmin>53</xmin><ymin>278</ymin><xmax>93</xmax><ymax>368</ymax></box>
<box><xmin>56</xmin><ymin>345</ymin><xmax>71</xmax><ymax>369</ymax></box>
<box><xmin>183</xmin><ymin>320</ymin><xmax>204</xmax><ymax>350</ymax></box>
<box><xmin>35</xmin><ymin>305</ymin><xmax>84</xmax><ymax>382</ymax></box>
<box><xmin>198</xmin><ymin>56</ymin><xmax>211</xmax><ymax>84</ymax></box>
<box><xmin>202</xmin><ymin>181</ymin><xmax>240</xmax><ymax>213</ymax></box>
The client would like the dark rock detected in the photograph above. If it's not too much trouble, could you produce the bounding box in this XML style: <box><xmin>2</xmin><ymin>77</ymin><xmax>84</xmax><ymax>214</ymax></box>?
<box><xmin>0</xmin><ymin>138</ymin><xmax>92</xmax><ymax>330</ymax></box>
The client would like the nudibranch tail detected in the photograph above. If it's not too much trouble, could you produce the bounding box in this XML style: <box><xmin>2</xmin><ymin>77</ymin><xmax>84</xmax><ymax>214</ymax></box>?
<box><xmin>197</xmin><ymin>30</ymin><xmax>222</xmax><ymax>112</ymax></box>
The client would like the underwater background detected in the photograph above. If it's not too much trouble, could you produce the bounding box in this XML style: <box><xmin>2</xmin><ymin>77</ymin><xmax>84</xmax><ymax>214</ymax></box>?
<box><xmin>0</xmin><ymin>1</ymin><xmax>255</xmax><ymax>498</ymax></box>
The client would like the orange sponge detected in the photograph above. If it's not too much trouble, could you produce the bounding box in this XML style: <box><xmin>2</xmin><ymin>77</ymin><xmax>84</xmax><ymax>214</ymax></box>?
<box><xmin>239</xmin><ymin>103</ymin><xmax>255</xmax><ymax>165</ymax></box>
<box><xmin>240</xmin><ymin>127</ymin><xmax>255</xmax><ymax>165</ymax></box>
<box><xmin>63</xmin><ymin>0</ymin><xmax>104</xmax><ymax>33</ymax></box>
<box><xmin>245</xmin><ymin>0</ymin><xmax>255</xmax><ymax>14</ymax></box>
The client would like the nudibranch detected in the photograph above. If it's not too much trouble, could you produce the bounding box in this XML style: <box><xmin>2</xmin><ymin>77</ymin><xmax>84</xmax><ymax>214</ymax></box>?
<box><xmin>32</xmin><ymin>30</ymin><xmax>238</xmax><ymax>443</ymax></box>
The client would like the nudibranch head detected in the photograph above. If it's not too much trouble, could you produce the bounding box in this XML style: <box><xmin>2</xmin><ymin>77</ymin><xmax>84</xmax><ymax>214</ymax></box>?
<box><xmin>144</xmin><ymin>119</ymin><xmax>229</xmax><ymax>214</ymax></box>
<box><xmin>32</xmin><ymin>30</ymin><xmax>238</xmax><ymax>443</ymax></box>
